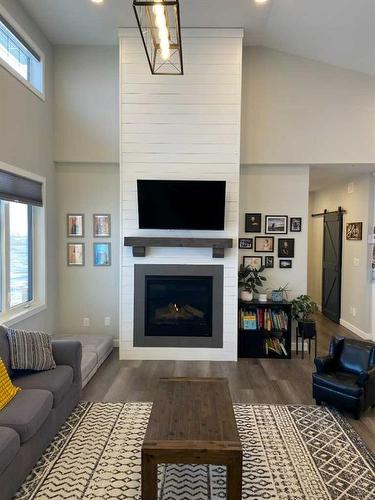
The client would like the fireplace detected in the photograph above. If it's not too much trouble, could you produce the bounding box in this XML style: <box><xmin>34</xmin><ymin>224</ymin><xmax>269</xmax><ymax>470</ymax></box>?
<box><xmin>134</xmin><ymin>265</ymin><xmax>223</xmax><ymax>348</ymax></box>
<box><xmin>145</xmin><ymin>276</ymin><xmax>213</xmax><ymax>337</ymax></box>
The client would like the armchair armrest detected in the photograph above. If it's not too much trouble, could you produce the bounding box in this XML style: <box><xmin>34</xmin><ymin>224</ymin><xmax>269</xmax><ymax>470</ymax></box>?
<box><xmin>52</xmin><ymin>340</ymin><xmax>82</xmax><ymax>386</ymax></box>
<box><xmin>314</xmin><ymin>355</ymin><xmax>337</xmax><ymax>373</ymax></box>
<box><xmin>357</xmin><ymin>366</ymin><xmax>375</xmax><ymax>387</ymax></box>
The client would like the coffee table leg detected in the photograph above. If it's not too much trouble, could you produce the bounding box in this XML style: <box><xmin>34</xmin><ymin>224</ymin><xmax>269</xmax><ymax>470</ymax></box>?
<box><xmin>227</xmin><ymin>455</ymin><xmax>242</xmax><ymax>500</ymax></box>
<box><xmin>141</xmin><ymin>453</ymin><xmax>158</xmax><ymax>500</ymax></box>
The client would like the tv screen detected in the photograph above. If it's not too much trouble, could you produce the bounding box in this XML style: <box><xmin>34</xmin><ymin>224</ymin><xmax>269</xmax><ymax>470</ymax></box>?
<box><xmin>137</xmin><ymin>180</ymin><xmax>226</xmax><ymax>230</ymax></box>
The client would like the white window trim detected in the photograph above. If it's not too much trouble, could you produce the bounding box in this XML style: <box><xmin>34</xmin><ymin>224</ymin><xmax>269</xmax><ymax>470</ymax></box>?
<box><xmin>0</xmin><ymin>161</ymin><xmax>47</xmax><ymax>326</ymax></box>
<box><xmin>0</xmin><ymin>4</ymin><xmax>45</xmax><ymax>101</ymax></box>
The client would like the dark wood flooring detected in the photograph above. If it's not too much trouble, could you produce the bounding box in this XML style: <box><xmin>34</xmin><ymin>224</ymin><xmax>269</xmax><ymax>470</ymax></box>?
<box><xmin>83</xmin><ymin>313</ymin><xmax>375</xmax><ymax>452</ymax></box>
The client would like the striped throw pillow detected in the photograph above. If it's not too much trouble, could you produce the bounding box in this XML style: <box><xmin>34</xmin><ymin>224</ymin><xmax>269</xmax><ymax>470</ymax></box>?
<box><xmin>0</xmin><ymin>358</ymin><xmax>21</xmax><ymax>410</ymax></box>
<box><xmin>6</xmin><ymin>329</ymin><xmax>56</xmax><ymax>371</ymax></box>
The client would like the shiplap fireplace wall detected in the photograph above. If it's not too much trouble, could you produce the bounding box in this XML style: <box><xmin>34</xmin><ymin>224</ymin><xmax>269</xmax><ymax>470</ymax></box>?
<box><xmin>119</xmin><ymin>28</ymin><xmax>243</xmax><ymax>360</ymax></box>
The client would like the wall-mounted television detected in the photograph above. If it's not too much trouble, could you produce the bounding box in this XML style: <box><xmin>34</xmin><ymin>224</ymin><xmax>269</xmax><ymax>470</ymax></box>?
<box><xmin>137</xmin><ymin>180</ymin><xmax>226</xmax><ymax>230</ymax></box>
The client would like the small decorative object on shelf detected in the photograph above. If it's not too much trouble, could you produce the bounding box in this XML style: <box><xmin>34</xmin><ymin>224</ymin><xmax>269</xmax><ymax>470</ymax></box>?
<box><xmin>258</xmin><ymin>293</ymin><xmax>268</xmax><ymax>302</ymax></box>
<box><xmin>238</xmin><ymin>264</ymin><xmax>266</xmax><ymax>302</ymax></box>
<box><xmin>271</xmin><ymin>283</ymin><xmax>290</xmax><ymax>302</ymax></box>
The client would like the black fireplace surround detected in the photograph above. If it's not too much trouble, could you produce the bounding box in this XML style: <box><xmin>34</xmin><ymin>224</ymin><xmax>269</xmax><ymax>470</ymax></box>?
<box><xmin>134</xmin><ymin>265</ymin><xmax>224</xmax><ymax>348</ymax></box>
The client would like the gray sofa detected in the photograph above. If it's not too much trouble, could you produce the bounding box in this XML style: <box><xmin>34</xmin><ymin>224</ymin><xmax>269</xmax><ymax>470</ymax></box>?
<box><xmin>0</xmin><ymin>326</ymin><xmax>82</xmax><ymax>500</ymax></box>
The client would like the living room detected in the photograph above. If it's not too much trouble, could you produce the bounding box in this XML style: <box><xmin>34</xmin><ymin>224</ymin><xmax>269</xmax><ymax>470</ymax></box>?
<box><xmin>0</xmin><ymin>0</ymin><xmax>374</xmax><ymax>499</ymax></box>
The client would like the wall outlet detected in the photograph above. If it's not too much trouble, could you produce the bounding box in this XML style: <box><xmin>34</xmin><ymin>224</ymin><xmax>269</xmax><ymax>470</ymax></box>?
<box><xmin>353</xmin><ymin>257</ymin><xmax>360</xmax><ymax>267</ymax></box>
<box><xmin>352</xmin><ymin>307</ymin><xmax>357</xmax><ymax>317</ymax></box>
<box><xmin>83</xmin><ymin>317</ymin><xmax>90</xmax><ymax>327</ymax></box>
<box><xmin>104</xmin><ymin>316</ymin><xmax>111</xmax><ymax>327</ymax></box>
<box><xmin>348</xmin><ymin>182</ymin><xmax>354</xmax><ymax>194</ymax></box>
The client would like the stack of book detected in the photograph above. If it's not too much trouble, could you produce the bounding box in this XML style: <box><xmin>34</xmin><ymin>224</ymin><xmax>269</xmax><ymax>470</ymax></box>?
<box><xmin>265</xmin><ymin>337</ymin><xmax>288</xmax><ymax>357</ymax></box>
<box><xmin>239</xmin><ymin>308</ymin><xmax>288</xmax><ymax>332</ymax></box>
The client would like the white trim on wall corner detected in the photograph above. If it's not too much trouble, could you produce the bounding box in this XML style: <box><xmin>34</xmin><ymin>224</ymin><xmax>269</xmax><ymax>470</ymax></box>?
<box><xmin>113</xmin><ymin>338</ymin><xmax>119</xmax><ymax>348</ymax></box>
<box><xmin>339</xmin><ymin>319</ymin><xmax>370</xmax><ymax>340</ymax></box>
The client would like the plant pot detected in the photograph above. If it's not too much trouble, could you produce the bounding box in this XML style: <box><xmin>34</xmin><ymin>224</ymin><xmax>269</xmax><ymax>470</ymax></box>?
<box><xmin>297</xmin><ymin>320</ymin><xmax>316</xmax><ymax>339</ymax></box>
<box><xmin>258</xmin><ymin>293</ymin><xmax>268</xmax><ymax>302</ymax></box>
<box><xmin>240</xmin><ymin>290</ymin><xmax>253</xmax><ymax>302</ymax></box>
<box><xmin>271</xmin><ymin>290</ymin><xmax>283</xmax><ymax>302</ymax></box>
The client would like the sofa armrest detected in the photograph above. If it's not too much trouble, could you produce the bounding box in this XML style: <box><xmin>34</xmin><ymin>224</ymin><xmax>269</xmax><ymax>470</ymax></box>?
<box><xmin>314</xmin><ymin>355</ymin><xmax>337</xmax><ymax>373</ymax></box>
<box><xmin>357</xmin><ymin>366</ymin><xmax>375</xmax><ymax>387</ymax></box>
<box><xmin>52</xmin><ymin>340</ymin><xmax>82</xmax><ymax>386</ymax></box>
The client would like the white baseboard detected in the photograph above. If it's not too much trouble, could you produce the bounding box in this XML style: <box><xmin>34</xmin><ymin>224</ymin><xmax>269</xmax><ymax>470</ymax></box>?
<box><xmin>339</xmin><ymin>319</ymin><xmax>370</xmax><ymax>340</ymax></box>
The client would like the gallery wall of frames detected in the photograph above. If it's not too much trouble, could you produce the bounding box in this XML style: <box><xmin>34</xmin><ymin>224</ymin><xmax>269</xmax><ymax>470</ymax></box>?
<box><xmin>66</xmin><ymin>213</ymin><xmax>112</xmax><ymax>267</ymax></box>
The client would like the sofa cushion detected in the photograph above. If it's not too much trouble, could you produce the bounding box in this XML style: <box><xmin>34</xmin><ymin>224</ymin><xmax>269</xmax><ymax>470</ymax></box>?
<box><xmin>54</xmin><ymin>335</ymin><xmax>113</xmax><ymax>365</ymax></box>
<box><xmin>0</xmin><ymin>358</ymin><xmax>21</xmax><ymax>410</ymax></box>
<box><xmin>7</xmin><ymin>329</ymin><xmax>56</xmax><ymax>371</ymax></box>
<box><xmin>313</xmin><ymin>371</ymin><xmax>363</xmax><ymax>398</ymax></box>
<box><xmin>13</xmin><ymin>365</ymin><xmax>73</xmax><ymax>408</ymax></box>
<box><xmin>81</xmin><ymin>351</ymin><xmax>98</xmax><ymax>384</ymax></box>
<box><xmin>0</xmin><ymin>426</ymin><xmax>20</xmax><ymax>475</ymax></box>
<box><xmin>0</xmin><ymin>389</ymin><xmax>53</xmax><ymax>443</ymax></box>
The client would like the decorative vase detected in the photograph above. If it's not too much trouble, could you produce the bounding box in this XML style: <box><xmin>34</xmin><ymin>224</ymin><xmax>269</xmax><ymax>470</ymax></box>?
<box><xmin>240</xmin><ymin>290</ymin><xmax>253</xmax><ymax>302</ymax></box>
<box><xmin>258</xmin><ymin>293</ymin><xmax>268</xmax><ymax>303</ymax></box>
<box><xmin>272</xmin><ymin>290</ymin><xmax>283</xmax><ymax>302</ymax></box>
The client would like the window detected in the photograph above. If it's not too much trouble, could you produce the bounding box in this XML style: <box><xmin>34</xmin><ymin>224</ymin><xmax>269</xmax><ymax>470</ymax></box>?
<box><xmin>0</xmin><ymin>9</ymin><xmax>44</xmax><ymax>96</ymax></box>
<box><xmin>0</xmin><ymin>201</ymin><xmax>33</xmax><ymax>312</ymax></box>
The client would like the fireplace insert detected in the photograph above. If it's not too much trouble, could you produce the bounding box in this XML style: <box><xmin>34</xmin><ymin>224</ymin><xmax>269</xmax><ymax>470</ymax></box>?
<box><xmin>145</xmin><ymin>276</ymin><xmax>213</xmax><ymax>337</ymax></box>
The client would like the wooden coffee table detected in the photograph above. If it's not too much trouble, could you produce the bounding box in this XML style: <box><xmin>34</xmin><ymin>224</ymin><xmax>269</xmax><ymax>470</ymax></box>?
<box><xmin>141</xmin><ymin>377</ymin><xmax>242</xmax><ymax>499</ymax></box>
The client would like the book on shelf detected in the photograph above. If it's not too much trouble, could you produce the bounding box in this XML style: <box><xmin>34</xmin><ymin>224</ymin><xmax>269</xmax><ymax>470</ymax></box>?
<box><xmin>265</xmin><ymin>337</ymin><xmax>288</xmax><ymax>357</ymax></box>
<box><xmin>239</xmin><ymin>307</ymin><xmax>288</xmax><ymax>332</ymax></box>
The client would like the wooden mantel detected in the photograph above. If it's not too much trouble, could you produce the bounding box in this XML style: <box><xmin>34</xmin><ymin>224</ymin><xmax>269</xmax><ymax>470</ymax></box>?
<box><xmin>123</xmin><ymin>237</ymin><xmax>233</xmax><ymax>258</ymax></box>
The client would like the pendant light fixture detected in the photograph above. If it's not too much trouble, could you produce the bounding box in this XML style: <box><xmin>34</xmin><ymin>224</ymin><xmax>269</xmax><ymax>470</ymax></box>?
<box><xmin>133</xmin><ymin>1</ymin><xmax>183</xmax><ymax>75</ymax></box>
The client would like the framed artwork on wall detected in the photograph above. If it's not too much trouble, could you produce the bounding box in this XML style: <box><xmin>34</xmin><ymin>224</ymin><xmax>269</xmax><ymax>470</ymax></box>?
<box><xmin>243</xmin><ymin>256</ymin><xmax>263</xmax><ymax>270</ymax></box>
<box><xmin>265</xmin><ymin>215</ymin><xmax>288</xmax><ymax>234</ymax></box>
<box><xmin>94</xmin><ymin>243</ymin><xmax>111</xmax><ymax>266</ymax></box>
<box><xmin>279</xmin><ymin>259</ymin><xmax>292</xmax><ymax>269</ymax></box>
<box><xmin>264</xmin><ymin>256</ymin><xmax>274</xmax><ymax>268</ymax></box>
<box><xmin>239</xmin><ymin>238</ymin><xmax>253</xmax><ymax>249</ymax></box>
<box><xmin>290</xmin><ymin>217</ymin><xmax>302</xmax><ymax>232</ymax></box>
<box><xmin>93</xmin><ymin>214</ymin><xmax>111</xmax><ymax>237</ymax></box>
<box><xmin>346</xmin><ymin>222</ymin><xmax>362</xmax><ymax>241</ymax></box>
<box><xmin>255</xmin><ymin>236</ymin><xmax>274</xmax><ymax>253</ymax></box>
<box><xmin>278</xmin><ymin>238</ymin><xmax>295</xmax><ymax>258</ymax></box>
<box><xmin>67</xmin><ymin>243</ymin><xmax>85</xmax><ymax>266</ymax></box>
<box><xmin>67</xmin><ymin>214</ymin><xmax>84</xmax><ymax>237</ymax></box>
<box><xmin>245</xmin><ymin>213</ymin><xmax>262</xmax><ymax>233</ymax></box>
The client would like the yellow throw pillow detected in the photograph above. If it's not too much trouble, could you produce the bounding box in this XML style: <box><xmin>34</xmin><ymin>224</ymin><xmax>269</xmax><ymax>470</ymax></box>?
<box><xmin>0</xmin><ymin>358</ymin><xmax>21</xmax><ymax>411</ymax></box>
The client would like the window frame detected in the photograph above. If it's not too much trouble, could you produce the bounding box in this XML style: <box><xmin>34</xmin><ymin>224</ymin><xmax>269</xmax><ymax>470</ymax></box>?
<box><xmin>0</xmin><ymin>161</ymin><xmax>46</xmax><ymax>325</ymax></box>
<box><xmin>0</xmin><ymin>5</ymin><xmax>45</xmax><ymax>101</ymax></box>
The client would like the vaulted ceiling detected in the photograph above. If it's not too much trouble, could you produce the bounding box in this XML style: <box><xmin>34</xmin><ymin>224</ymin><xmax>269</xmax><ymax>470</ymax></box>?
<box><xmin>19</xmin><ymin>0</ymin><xmax>375</xmax><ymax>76</ymax></box>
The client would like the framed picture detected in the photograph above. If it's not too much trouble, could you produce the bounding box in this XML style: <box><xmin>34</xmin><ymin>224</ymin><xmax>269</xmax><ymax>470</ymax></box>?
<box><xmin>243</xmin><ymin>256</ymin><xmax>263</xmax><ymax>271</ymax></box>
<box><xmin>346</xmin><ymin>222</ymin><xmax>363</xmax><ymax>241</ymax></box>
<box><xmin>264</xmin><ymin>256</ymin><xmax>274</xmax><ymax>268</ymax></box>
<box><xmin>279</xmin><ymin>259</ymin><xmax>292</xmax><ymax>269</ymax></box>
<box><xmin>245</xmin><ymin>213</ymin><xmax>262</xmax><ymax>233</ymax></box>
<box><xmin>94</xmin><ymin>243</ymin><xmax>111</xmax><ymax>266</ymax></box>
<box><xmin>278</xmin><ymin>238</ymin><xmax>295</xmax><ymax>258</ymax></box>
<box><xmin>239</xmin><ymin>238</ymin><xmax>253</xmax><ymax>250</ymax></box>
<box><xmin>255</xmin><ymin>236</ymin><xmax>274</xmax><ymax>253</ymax></box>
<box><xmin>93</xmin><ymin>214</ymin><xmax>111</xmax><ymax>238</ymax></box>
<box><xmin>67</xmin><ymin>214</ymin><xmax>84</xmax><ymax>237</ymax></box>
<box><xmin>290</xmin><ymin>217</ymin><xmax>302</xmax><ymax>232</ymax></box>
<box><xmin>67</xmin><ymin>243</ymin><xmax>84</xmax><ymax>266</ymax></box>
<box><xmin>265</xmin><ymin>215</ymin><xmax>288</xmax><ymax>234</ymax></box>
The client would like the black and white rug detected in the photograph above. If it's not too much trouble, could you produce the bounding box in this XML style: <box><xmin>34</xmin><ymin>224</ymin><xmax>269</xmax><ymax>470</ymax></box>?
<box><xmin>15</xmin><ymin>403</ymin><xmax>375</xmax><ymax>499</ymax></box>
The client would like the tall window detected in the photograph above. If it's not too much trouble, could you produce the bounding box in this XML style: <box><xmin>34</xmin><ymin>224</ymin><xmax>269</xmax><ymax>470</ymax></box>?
<box><xmin>0</xmin><ymin>12</ymin><xmax>43</xmax><ymax>95</ymax></box>
<box><xmin>0</xmin><ymin>201</ymin><xmax>33</xmax><ymax>312</ymax></box>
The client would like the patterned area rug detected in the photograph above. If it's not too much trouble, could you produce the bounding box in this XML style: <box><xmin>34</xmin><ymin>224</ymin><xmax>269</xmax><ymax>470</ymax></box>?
<box><xmin>15</xmin><ymin>403</ymin><xmax>375</xmax><ymax>499</ymax></box>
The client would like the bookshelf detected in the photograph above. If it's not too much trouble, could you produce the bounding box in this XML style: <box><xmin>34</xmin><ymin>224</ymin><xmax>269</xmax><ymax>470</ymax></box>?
<box><xmin>238</xmin><ymin>299</ymin><xmax>292</xmax><ymax>359</ymax></box>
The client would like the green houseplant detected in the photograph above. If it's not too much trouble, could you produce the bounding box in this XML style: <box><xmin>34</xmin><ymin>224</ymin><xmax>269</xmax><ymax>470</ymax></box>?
<box><xmin>238</xmin><ymin>264</ymin><xmax>267</xmax><ymax>302</ymax></box>
<box><xmin>291</xmin><ymin>295</ymin><xmax>318</xmax><ymax>336</ymax></box>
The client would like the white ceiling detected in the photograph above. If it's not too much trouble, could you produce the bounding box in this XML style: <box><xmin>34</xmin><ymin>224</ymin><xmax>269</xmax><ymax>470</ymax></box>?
<box><xmin>309</xmin><ymin>164</ymin><xmax>375</xmax><ymax>192</ymax></box>
<box><xmin>18</xmin><ymin>0</ymin><xmax>375</xmax><ymax>76</ymax></box>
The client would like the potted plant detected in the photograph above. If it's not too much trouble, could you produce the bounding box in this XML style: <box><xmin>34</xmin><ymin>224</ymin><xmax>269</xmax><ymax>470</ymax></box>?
<box><xmin>291</xmin><ymin>294</ymin><xmax>318</xmax><ymax>336</ymax></box>
<box><xmin>271</xmin><ymin>283</ymin><xmax>290</xmax><ymax>302</ymax></box>
<box><xmin>238</xmin><ymin>264</ymin><xmax>267</xmax><ymax>302</ymax></box>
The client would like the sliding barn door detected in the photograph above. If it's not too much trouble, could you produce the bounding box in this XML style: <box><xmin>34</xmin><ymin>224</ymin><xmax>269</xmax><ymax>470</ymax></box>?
<box><xmin>322</xmin><ymin>212</ymin><xmax>343</xmax><ymax>323</ymax></box>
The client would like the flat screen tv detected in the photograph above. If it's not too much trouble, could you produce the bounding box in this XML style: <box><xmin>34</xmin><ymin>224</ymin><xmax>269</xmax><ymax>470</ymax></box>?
<box><xmin>137</xmin><ymin>180</ymin><xmax>226</xmax><ymax>230</ymax></box>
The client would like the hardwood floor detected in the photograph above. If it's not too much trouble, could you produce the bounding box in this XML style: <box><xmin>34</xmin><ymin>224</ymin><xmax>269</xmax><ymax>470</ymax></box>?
<box><xmin>82</xmin><ymin>313</ymin><xmax>375</xmax><ymax>452</ymax></box>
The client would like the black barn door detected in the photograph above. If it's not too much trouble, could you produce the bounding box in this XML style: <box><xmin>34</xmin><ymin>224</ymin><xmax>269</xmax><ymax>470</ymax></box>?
<box><xmin>322</xmin><ymin>212</ymin><xmax>343</xmax><ymax>323</ymax></box>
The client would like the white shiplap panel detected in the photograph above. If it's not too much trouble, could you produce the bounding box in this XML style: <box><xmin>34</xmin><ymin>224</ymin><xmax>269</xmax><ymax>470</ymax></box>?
<box><xmin>120</xmin><ymin>30</ymin><xmax>242</xmax><ymax>361</ymax></box>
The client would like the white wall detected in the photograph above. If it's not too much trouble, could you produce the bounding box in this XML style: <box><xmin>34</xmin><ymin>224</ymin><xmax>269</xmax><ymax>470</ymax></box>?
<box><xmin>56</xmin><ymin>164</ymin><xmax>119</xmax><ymax>339</ymax></box>
<box><xmin>120</xmin><ymin>28</ymin><xmax>243</xmax><ymax>360</ymax></box>
<box><xmin>308</xmin><ymin>173</ymin><xmax>374</xmax><ymax>337</ymax></box>
<box><xmin>241</xmin><ymin>47</ymin><xmax>375</xmax><ymax>165</ymax></box>
<box><xmin>240</xmin><ymin>165</ymin><xmax>309</xmax><ymax>299</ymax></box>
<box><xmin>0</xmin><ymin>0</ymin><xmax>56</xmax><ymax>331</ymax></box>
<box><xmin>54</xmin><ymin>45</ymin><xmax>119</xmax><ymax>163</ymax></box>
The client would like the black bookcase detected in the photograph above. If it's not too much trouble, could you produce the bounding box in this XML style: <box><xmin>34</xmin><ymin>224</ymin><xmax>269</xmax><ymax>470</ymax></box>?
<box><xmin>238</xmin><ymin>299</ymin><xmax>292</xmax><ymax>359</ymax></box>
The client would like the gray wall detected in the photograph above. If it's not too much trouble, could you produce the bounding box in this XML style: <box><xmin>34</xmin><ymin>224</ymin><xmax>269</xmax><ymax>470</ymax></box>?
<box><xmin>56</xmin><ymin>164</ymin><xmax>119</xmax><ymax>339</ymax></box>
<box><xmin>0</xmin><ymin>0</ymin><xmax>56</xmax><ymax>332</ymax></box>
